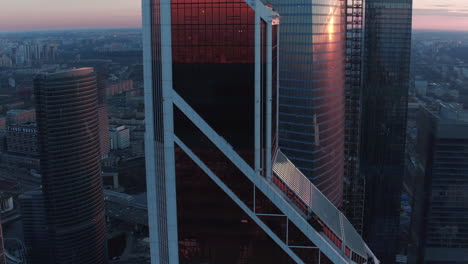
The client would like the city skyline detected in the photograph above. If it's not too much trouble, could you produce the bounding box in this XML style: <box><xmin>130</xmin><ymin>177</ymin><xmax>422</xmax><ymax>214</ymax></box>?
<box><xmin>0</xmin><ymin>0</ymin><xmax>466</xmax><ymax>263</ymax></box>
<box><xmin>0</xmin><ymin>0</ymin><xmax>467</xmax><ymax>32</ymax></box>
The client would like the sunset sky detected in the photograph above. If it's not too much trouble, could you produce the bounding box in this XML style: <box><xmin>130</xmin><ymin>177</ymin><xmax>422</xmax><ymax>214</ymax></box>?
<box><xmin>413</xmin><ymin>0</ymin><xmax>468</xmax><ymax>31</ymax></box>
<box><xmin>0</xmin><ymin>0</ymin><xmax>467</xmax><ymax>32</ymax></box>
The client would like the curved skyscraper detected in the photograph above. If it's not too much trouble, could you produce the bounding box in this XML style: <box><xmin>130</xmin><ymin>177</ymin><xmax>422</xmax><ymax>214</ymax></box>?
<box><xmin>34</xmin><ymin>68</ymin><xmax>106</xmax><ymax>264</ymax></box>
<box><xmin>266</xmin><ymin>0</ymin><xmax>347</xmax><ymax>207</ymax></box>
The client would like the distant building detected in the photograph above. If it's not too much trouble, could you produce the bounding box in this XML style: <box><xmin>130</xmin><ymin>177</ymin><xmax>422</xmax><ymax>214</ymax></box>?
<box><xmin>439</xmin><ymin>102</ymin><xmax>468</xmax><ymax>121</ymax></box>
<box><xmin>6</xmin><ymin>109</ymin><xmax>35</xmax><ymax>125</ymax></box>
<box><xmin>103</xmin><ymin>190</ymin><xmax>148</xmax><ymax>226</ymax></box>
<box><xmin>97</xmin><ymin>73</ymin><xmax>110</xmax><ymax>159</ymax></box>
<box><xmin>0</xmin><ymin>102</ymin><xmax>25</xmax><ymax>113</ymax></box>
<box><xmin>6</xmin><ymin>122</ymin><xmax>38</xmax><ymax>156</ymax></box>
<box><xmin>0</xmin><ymin>180</ymin><xmax>20</xmax><ymax>224</ymax></box>
<box><xmin>105</xmin><ymin>80</ymin><xmax>133</xmax><ymax>97</ymax></box>
<box><xmin>407</xmin><ymin>100</ymin><xmax>422</xmax><ymax>120</ymax></box>
<box><xmin>0</xmin><ymin>195</ymin><xmax>14</xmax><ymax>215</ymax></box>
<box><xmin>408</xmin><ymin>103</ymin><xmax>468</xmax><ymax>263</ymax></box>
<box><xmin>0</xmin><ymin>153</ymin><xmax>40</xmax><ymax>172</ymax></box>
<box><xmin>34</xmin><ymin>68</ymin><xmax>106</xmax><ymax>264</ymax></box>
<box><xmin>0</xmin><ymin>117</ymin><xmax>6</xmax><ymax>131</ymax></box>
<box><xmin>110</xmin><ymin>125</ymin><xmax>130</xmax><ymax>150</ymax></box>
<box><xmin>415</xmin><ymin>80</ymin><xmax>428</xmax><ymax>97</ymax></box>
<box><xmin>98</xmin><ymin>105</ymin><xmax>110</xmax><ymax>158</ymax></box>
<box><xmin>131</xmin><ymin>140</ymin><xmax>145</xmax><ymax>156</ymax></box>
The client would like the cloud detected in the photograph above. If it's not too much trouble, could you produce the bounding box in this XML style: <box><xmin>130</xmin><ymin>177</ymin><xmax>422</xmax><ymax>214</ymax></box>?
<box><xmin>449</xmin><ymin>9</ymin><xmax>468</xmax><ymax>14</ymax></box>
<box><xmin>413</xmin><ymin>8</ymin><xmax>468</xmax><ymax>17</ymax></box>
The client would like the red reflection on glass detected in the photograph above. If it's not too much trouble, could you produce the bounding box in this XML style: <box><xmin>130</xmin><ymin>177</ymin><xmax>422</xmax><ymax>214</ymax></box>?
<box><xmin>171</xmin><ymin>1</ymin><xmax>255</xmax><ymax>63</ymax></box>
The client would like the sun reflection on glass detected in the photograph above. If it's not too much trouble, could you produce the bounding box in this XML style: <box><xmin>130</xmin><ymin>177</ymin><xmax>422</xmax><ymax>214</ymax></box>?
<box><xmin>328</xmin><ymin>8</ymin><xmax>334</xmax><ymax>41</ymax></box>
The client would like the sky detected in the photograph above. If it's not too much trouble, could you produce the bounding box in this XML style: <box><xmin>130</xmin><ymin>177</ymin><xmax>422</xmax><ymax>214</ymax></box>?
<box><xmin>0</xmin><ymin>0</ymin><xmax>141</xmax><ymax>32</ymax></box>
<box><xmin>0</xmin><ymin>0</ymin><xmax>467</xmax><ymax>32</ymax></box>
<box><xmin>413</xmin><ymin>0</ymin><xmax>468</xmax><ymax>31</ymax></box>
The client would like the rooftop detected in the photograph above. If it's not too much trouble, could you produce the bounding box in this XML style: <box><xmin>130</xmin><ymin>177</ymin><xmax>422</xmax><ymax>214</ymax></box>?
<box><xmin>40</xmin><ymin>67</ymin><xmax>94</xmax><ymax>80</ymax></box>
<box><xmin>6</xmin><ymin>109</ymin><xmax>34</xmax><ymax>114</ymax></box>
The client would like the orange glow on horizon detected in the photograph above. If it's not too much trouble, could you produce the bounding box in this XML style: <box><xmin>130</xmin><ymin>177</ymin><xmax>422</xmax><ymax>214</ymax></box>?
<box><xmin>1</xmin><ymin>0</ymin><xmax>468</xmax><ymax>32</ymax></box>
<box><xmin>413</xmin><ymin>15</ymin><xmax>468</xmax><ymax>31</ymax></box>
<box><xmin>0</xmin><ymin>0</ymin><xmax>141</xmax><ymax>32</ymax></box>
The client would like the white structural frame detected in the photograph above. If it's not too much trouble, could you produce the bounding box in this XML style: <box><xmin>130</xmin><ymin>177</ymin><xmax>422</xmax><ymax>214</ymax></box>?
<box><xmin>143</xmin><ymin>0</ymin><xmax>370</xmax><ymax>263</ymax></box>
<box><xmin>143</xmin><ymin>0</ymin><xmax>179</xmax><ymax>263</ymax></box>
<box><xmin>142</xmin><ymin>0</ymin><xmax>159</xmax><ymax>261</ymax></box>
<box><xmin>173</xmin><ymin>91</ymin><xmax>349</xmax><ymax>264</ymax></box>
<box><xmin>254</xmin><ymin>5</ymin><xmax>261</xmax><ymax>176</ymax></box>
<box><xmin>174</xmin><ymin>136</ymin><xmax>304</xmax><ymax>264</ymax></box>
<box><xmin>266</xmin><ymin>14</ymin><xmax>273</xmax><ymax>181</ymax></box>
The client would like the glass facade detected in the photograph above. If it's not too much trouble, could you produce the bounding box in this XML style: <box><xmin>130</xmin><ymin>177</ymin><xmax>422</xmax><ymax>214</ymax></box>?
<box><xmin>266</xmin><ymin>0</ymin><xmax>347</xmax><ymax>207</ymax></box>
<box><xmin>409</xmin><ymin>107</ymin><xmax>468</xmax><ymax>263</ymax></box>
<box><xmin>360</xmin><ymin>0</ymin><xmax>412</xmax><ymax>262</ymax></box>
<box><xmin>171</xmin><ymin>1</ymin><xmax>289</xmax><ymax>262</ymax></box>
<box><xmin>145</xmin><ymin>1</ymin><xmax>377</xmax><ymax>263</ymax></box>
<box><xmin>343</xmin><ymin>0</ymin><xmax>365</xmax><ymax>234</ymax></box>
<box><xmin>34</xmin><ymin>68</ymin><xmax>106</xmax><ymax>264</ymax></box>
<box><xmin>172</xmin><ymin>0</ymin><xmax>257</xmax><ymax>165</ymax></box>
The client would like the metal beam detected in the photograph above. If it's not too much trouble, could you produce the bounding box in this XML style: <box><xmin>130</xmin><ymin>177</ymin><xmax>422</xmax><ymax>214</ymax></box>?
<box><xmin>173</xmin><ymin>91</ymin><xmax>349</xmax><ymax>264</ymax></box>
<box><xmin>175</xmin><ymin>136</ymin><xmax>304</xmax><ymax>264</ymax></box>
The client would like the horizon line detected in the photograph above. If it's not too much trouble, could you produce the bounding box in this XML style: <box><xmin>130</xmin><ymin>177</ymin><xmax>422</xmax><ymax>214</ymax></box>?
<box><xmin>1</xmin><ymin>27</ymin><xmax>468</xmax><ymax>34</ymax></box>
<box><xmin>0</xmin><ymin>27</ymin><xmax>142</xmax><ymax>34</ymax></box>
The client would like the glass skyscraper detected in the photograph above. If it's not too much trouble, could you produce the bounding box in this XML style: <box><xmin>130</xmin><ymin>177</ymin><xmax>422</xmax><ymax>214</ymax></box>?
<box><xmin>359</xmin><ymin>0</ymin><xmax>412</xmax><ymax>262</ymax></box>
<box><xmin>343</xmin><ymin>0</ymin><xmax>365</xmax><ymax>234</ymax></box>
<box><xmin>143</xmin><ymin>1</ymin><xmax>377</xmax><ymax>263</ymax></box>
<box><xmin>266</xmin><ymin>0</ymin><xmax>347</xmax><ymax>208</ymax></box>
<box><xmin>409</xmin><ymin>104</ymin><xmax>468</xmax><ymax>263</ymax></box>
<box><xmin>34</xmin><ymin>68</ymin><xmax>107</xmax><ymax>264</ymax></box>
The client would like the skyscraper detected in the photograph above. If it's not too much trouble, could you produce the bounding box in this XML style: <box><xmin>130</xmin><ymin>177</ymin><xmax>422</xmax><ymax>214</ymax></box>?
<box><xmin>0</xmin><ymin>222</ymin><xmax>5</xmax><ymax>264</ymax></box>
<box><xmin>359</xmin><ymin>0</ymin><xmax>412</xmax><ymax>262</ymax></box>
<box><xmin>408</xmin><ymin>103</ymin><xmax>468</xmax><ymax>263</ymax></box>
<box><xmin>143</xmin><ymin>0</ymin><xmax>377</xmax><ymax>263</ymax></box>
<box><xmin>34</xmin><ymin>68</ymin><xmax>107</xmax><ymax>264</ymax></box>
<box><xmin>266</xmin><ymin>0</ymin><xmax>347</xmax><ymax>207</ymax></box>
<box><xmin>343</xmin><ymin>0</ymin><xmax>365</xmax><ymax>234</ymax></box>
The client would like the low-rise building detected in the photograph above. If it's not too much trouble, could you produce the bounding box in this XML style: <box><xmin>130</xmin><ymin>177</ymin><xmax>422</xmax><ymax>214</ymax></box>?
<box><xmin>105</xmin><ymin>80</ymin><xmax>133</xmax><ymax>97</ymax></box>
<box><xmin>6</xmin><ymin>122</ymin><xmax>38</xmax><ymax>156</ymax></box>
<box><xmin>6</xmin><ymin>109</ymin><xmax>35</xmax><ymax>125</ymax></box>
<box><xmin>110</xmin><ymin>125</ymin><xmax>130</xmax><ymax>150</ymax></box>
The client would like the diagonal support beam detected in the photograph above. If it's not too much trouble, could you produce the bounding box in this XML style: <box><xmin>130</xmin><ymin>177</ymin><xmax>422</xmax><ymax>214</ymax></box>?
<box><xmin>173</xmin><ymin>91</ymin><xmax>349</xmax><ymax>264</ymax></box>
<box><xmin>175</xmin><ymin>136</ymin><xmax>304</xmax><ymax>264</ymax></box>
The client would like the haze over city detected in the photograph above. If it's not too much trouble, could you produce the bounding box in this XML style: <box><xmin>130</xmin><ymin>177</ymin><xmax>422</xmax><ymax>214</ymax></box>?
<box><xmin>1</xmin><ymin>0</ymin><xmax>468</xmax><ymax>32</ymax></box>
